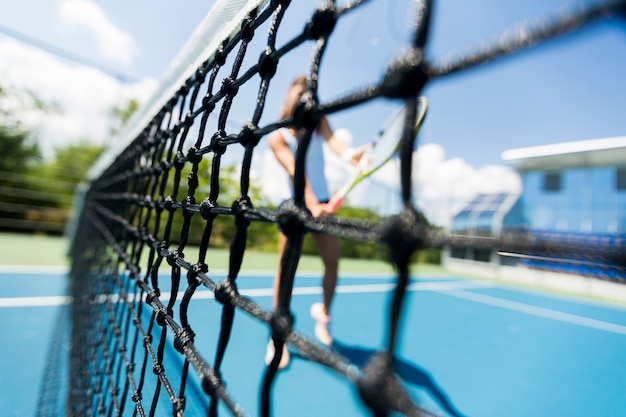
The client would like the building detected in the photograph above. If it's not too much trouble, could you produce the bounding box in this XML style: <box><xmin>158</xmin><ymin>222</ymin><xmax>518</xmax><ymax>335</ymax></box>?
<box><xmin>445</xmin><ymin>136</ymin><xmax>626</xmax><ymax>284</ymax></box>
<box><xmin>503</xmin><ymin>136</ymin><xmax>626</xmax><ymax>235</ymax></box>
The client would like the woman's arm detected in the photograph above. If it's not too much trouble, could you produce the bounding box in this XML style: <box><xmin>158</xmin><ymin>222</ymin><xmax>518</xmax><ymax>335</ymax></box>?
<box><xmin>318</xmin><ymin>117</ymin><xmax>364</xmax><ymax>166</ymax></box>
<box><xmin>268</xmin><ymin>130</ymin><xmax>328</xmax><ymax>217</ymax></box>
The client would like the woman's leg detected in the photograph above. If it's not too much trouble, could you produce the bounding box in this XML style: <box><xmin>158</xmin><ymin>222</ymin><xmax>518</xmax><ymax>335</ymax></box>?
<box><xmin>266</xmin><ymin>231</ymin><xmax>290</xmax><ymax>368</ymax></box>
<box><xmin>272</xmin><ymin>232</ymin><xmax>288</xmax><ymax>309</ymax></box>
<box><xmin>310</xmin><ymin>232</ymin><xmax>340</xmax><ymax>345</ymax></box>
<box><xmin>311</xmin><ymin>232</ymin><xmax>340</xmax><ymax>314</ymax></box>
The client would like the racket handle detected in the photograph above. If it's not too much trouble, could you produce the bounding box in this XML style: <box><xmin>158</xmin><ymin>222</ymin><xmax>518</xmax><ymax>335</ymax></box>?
<box><xmin>327</xmin><ymin>193</ymin><xmax>344</xmax><ymax>213</ymax></box>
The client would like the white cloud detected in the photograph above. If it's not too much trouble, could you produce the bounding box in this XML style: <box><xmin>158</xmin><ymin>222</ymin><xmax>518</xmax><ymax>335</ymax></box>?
<box><xmin>410</xmin><ymin>143</ymin><xmax>522</xmax><ymax>226</ymax></box>
<box><xmin>0</xmin><ymin>38</ymin><xmax>156</xmax><ymax>158</ymax></box>
<box><xmin>59</xmin><ymin>0</ymin><xmax>138</xmax><ymax>67</ymax></box>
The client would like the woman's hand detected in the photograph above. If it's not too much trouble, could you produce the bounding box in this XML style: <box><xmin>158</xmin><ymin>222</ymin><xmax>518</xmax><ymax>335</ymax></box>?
<box><xmin>341</xmin><ymin>144</ymin><xmax>369</xmax><ymax>166</ymax></box>
<box><xmin>309</xmin><ymin>202</ymin><xmax>333</xmax><ymax>218</ymax></box>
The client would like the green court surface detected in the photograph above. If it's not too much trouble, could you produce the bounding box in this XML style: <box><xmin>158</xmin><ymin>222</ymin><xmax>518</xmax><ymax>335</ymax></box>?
<box><xmin>0</xmin><ymin>232</ymin><xmax>443</xmax><ymax>275</ymax></box>
<box><xmin>0</xmin><ymin>233</ymin><xmax>71</xmax><ymax>266</ymax></box>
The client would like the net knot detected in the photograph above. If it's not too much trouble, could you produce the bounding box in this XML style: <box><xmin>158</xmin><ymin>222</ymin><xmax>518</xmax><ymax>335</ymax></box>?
<box><xmin>221</xmin><ymin>76</ymin><xmax>239</xmax><ymax>96</ymax></box>
<box><xmin>145</xmin><ymin>290</ymin><xmax>159</xmax><ymax>305</ymax></box>
<box><xmin>214</xmin><ymin>279</ymin><xmax>238</xmax><ymax>305</ymax></box>
<box><xmin>188</xmin><ymin>263</ymin><xmax>208</xmax><ymax>286</ymax></box>
<box><xmin>291</xmin><ymin>92</ymin><xmax>320</xmax><ymax>131</ymax></box>
<box><xmin>241</xmin><ymin>15</ymin><xmax>255</xmax><ymax>42</ymax></box>
<box><xmin>269</xmin><ymin>309</ymin><xmax>294</xmax><ymax>344</ymax></box>
<box><xmin>174</xmin><ymin>151</ymin><xmax>186</xmax><ymax>169</ymax></box>
<box><xmin>195</xmin><ymin>66</ymin><xmax>206</xmax><ymax>84</ymax></box>
<box><xmin>174</xmin><ymin>326</ymin><xmax>196</xmax><ymax>353</ymax></box>
<box><xmin>232</xmin><ymin>197</ymin><xmax>252</xmax><ymax>227</ymax></box>
<box><xmin>381</xmin><ymin>47</ymin><xmax>429</xmax><ymax>99</ymax></box>
<box><xmin>182</xmin><ymin>195</ymin><xmax>196</xmax><ymax>215</ymax></box>
<box><xmin>172</xmin><ymin>397</ymin><xmax>186</xmax><ymax>415</ymax></box>
<box><xmin>156</xmin><ymin>307</ymin><xmax>169</xmax><ymax>326</ymax></box>
<box><xmin>186</xmin><ymin>146</ymin><xmax>203</xmax><ymax>163</ymax></box>
<box><xmin>152</xmin><ymin>363</ymin><xmax>164</xmax><ymax>375</ymax></box>
<box><xmin>201</xmin><ymin>369</ymin><xmax>223</xmax><ymax>396</ymax></box>
<box><xmin>131</xmin><ymin>390</ymin><xmax>142</xmax><ymax>403</ymax></box>
<box><xmin>305</xmin><ymin>2</ymin><xmax>338</xmax><ymax>40</ymax></box>
<box><xmin>277</xmin><ymin>200</ymin><xmax>309</xmax><ymax>235</ymax></box>
<box><xmin>199</xmin><ymin>198</ymin><xmax>217</xmax><ymax>220</ymax></box>
<box><xmin>238</xmin><ymin>122</ymin><xmax>260</xmax><ymax>147</ymax></box>
<box><xmin>166</xmin><ymin>249</ymin><xmax>182</xmax><ymax>267</ymax></box>
<box><xmin>214</xmin><ymin>42</ymin><xmax>227</xmax><ymax>66</ymax></box>
<box><xmin>258</xmin><ymin>47</ymin><xmax>278</xmax><ymax>78</ymax></box>
<box><xmin>355</xmin><ymin>351</ymin><xmax>400</xmax><ymax>415</ymax></box>
<box><xmin>211</xmin><ymin>130</ymin><xmax>227</xmax><ymax>155</ymax></box>
<box><xmin>155</xmin><ymin>196</ymin><xmax>166</xmax><ymax>213</ymax></box>
<box><xmin>183</xmin><ymin>111</ymin><xmax>194</xmax><ymax>127</ymax></box>
<box><xmin>382</xmin><ymin>207</ymin><xmax>428</xmax><ymax>267</ymax></box>
<box><xmin>163</xmin><ymin>196</ymin><xmax>175</xmax><ymax>212</ymax></box>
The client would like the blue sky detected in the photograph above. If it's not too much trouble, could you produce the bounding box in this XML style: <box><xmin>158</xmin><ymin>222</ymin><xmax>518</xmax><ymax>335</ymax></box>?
<box><xmin>1</xmin><ymin>0</ymin><xmax>624</xmax><ymax>223</ymax></box>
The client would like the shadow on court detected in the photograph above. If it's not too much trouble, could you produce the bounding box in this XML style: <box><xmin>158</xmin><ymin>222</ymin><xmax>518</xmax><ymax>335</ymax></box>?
<box><xmin>293</xmin><ymin>339</ymin><xmax>467</xmax><ymax>417</ymax></box>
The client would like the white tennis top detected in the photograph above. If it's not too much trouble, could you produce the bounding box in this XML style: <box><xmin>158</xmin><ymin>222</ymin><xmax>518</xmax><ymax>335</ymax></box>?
<box><xmin>280</xmin><ymin>128</ymin><xmax>330</xmax><ymax>202</ymax></box>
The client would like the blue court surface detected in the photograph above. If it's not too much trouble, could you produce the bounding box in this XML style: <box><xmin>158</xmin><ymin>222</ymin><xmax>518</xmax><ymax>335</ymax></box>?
<box><xmin>2</xmin><ymin>267</ymin><xmax>626</xmax><ymax>417</ymax></box>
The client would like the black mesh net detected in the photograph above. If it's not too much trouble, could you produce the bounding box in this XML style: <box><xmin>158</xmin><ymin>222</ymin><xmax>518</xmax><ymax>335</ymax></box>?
<box><xmin>58</xmin><ymin>0</ymin><xmax>626</xmax><ymax>416</ymax></box>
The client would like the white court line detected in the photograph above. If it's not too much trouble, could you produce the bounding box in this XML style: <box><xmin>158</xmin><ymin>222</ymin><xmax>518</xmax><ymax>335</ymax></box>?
<box><xmin>6</xmin><ymin>279</ymin><xmax>625</xmax><ymax>337</ymax></box>
<box><xmin>0</xmin><ymin>265</ymin><xmax>69</xmax><ymax>274</ymax></box>
<box><xmin>440</xmin><ymin>289</ymin><xmax>626</xmax><ymax>336</ymax></box>
<box><xmin>0</xmin><ymin>266</ymin><xmax>440</xmax><ymax>280</ymax></box>
<box><xmin>0</xmin><ymin>295</ymin><xmax>72</xmax><ymax>307</ymax></box>
<box><xmin>0</xmin><ymin>280</ymin><xmax>490</xmax><ymax>307</ymax></box>
<box><xmin>154</xmin><ymin>280</ymin><xmax>494</xmax><ymax>301</ymax></box>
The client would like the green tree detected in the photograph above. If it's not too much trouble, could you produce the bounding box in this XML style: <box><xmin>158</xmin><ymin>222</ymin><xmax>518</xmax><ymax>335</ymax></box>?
<box><xmin>110</xmin><ymin>99</ymin><xmax>139</xmax><ymax>138</ymax></box>
<box><xmin>46</xmin><ymin>141</ymin><xmax>104</xmax><ymax>187</ymax></box>
<box><xmin>162</xmin><ymin>158</ymin><xmax>278</xmax><ymax>251</ymax></box>
<box><xmin>0</xmin><ymin>84</ymin><xmax>42</xmax><ymax>176</ymax></box>
<box><xmin>0</xmin><ymin>84</ymin><xmax>46</xmax><ymax>230</ymax></box>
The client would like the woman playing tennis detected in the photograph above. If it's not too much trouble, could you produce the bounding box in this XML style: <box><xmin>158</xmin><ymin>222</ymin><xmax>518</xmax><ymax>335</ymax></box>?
<box><xmin>266</xmin><ymin>75</ymin><xmax>364</xmax><ymax>368</ymax></box>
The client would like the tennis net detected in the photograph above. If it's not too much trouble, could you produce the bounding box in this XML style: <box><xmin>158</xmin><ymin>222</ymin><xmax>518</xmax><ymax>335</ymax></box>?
<box><xmin>60</xmin><ymin>0</ymin><xmax>625</xmax><ymax>416</ymax></box>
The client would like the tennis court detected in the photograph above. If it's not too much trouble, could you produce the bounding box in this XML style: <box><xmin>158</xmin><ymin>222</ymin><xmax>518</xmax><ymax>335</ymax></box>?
<box><xmin>1</xmin><ymin>1</ymin><xmax>625</xmax><ymax>415</ymax></box>
<box><xmin>2</xmin><ymin>261</ymin><xmax>626</xmax><ymax>417</ymax></box>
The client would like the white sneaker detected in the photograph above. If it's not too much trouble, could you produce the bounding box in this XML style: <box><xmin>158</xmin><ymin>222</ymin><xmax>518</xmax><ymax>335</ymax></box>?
<box><xmin>310</xmin><ymin>302</ymin><xmax>332</xmax><ymax>346</ymax></box>
<box><xmin>265</xmin><ymin>339</ymin><xmax>290</xmax><ymax>370</ymax></box>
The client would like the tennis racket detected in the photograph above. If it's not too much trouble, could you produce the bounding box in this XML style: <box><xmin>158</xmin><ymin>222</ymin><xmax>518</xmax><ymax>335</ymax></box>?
<box><xmin>326</xmin><ymin>96</ymin><xmax>428</xmax><ymax>213</ymax></box>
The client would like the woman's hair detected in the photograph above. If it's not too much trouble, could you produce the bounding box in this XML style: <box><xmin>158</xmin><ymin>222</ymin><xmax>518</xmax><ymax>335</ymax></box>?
<box><xmin>279</xmin><ymin>75</ymin><xmax>308</xmax><ymax>120</ymax></box>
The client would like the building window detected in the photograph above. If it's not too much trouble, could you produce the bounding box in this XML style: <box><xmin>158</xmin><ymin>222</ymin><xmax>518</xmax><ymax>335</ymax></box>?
<box><xmin>617</xmin><ymin>168</ymin><xmax>626</xmax><ymax>191</ymax></box>
<box><xmin>543</xmin><ymin>172</ymin><xmax>561</xmax><ymax>192</ymax></box>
